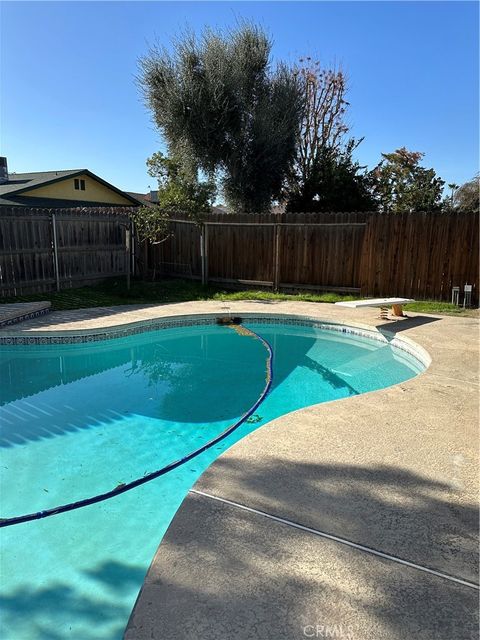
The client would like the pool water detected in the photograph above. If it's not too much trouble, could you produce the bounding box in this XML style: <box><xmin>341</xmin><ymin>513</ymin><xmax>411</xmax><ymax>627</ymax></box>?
<box><xmin>0</xmin><ymin>322</ymin><xmax>424</xmax><ymax>639</ymax></box>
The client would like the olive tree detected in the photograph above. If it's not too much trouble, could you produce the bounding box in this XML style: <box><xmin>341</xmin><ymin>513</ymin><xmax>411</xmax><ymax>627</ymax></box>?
<box><xmin>139</xmin><ymin>24</ymin><xmax>302</xmax><ymax>212</ymax></box>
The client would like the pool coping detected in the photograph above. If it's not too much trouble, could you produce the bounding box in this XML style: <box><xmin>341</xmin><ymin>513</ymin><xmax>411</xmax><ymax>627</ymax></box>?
<box><xmin>0</xmin><ymin>311</ymin><xmax>431</xmax><ymax>371</ymax></box>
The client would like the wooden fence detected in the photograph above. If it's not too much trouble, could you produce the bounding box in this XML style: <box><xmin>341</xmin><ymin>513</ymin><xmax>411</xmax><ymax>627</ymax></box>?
<box><xmin>147</xmin><ymin>210</ymin><xmax>479</xmax><ymax>304</ymax></box>
<box><xmin>0</xmin><ymin>207</ymin><xmax>135</xmax><ymax>296</ymax></box>
<box><xmin>1</xmin><ymin>207</ymin><xmax>478</xmax><ymax>303</ymax></box>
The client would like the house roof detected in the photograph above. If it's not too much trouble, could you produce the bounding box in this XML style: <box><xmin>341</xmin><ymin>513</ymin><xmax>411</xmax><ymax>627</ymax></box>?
<box><xmin>0</xmin><ymin>170</ymin><xmax>81</xmax><ymax>196</ymax></box>
<box><xmin>126</xmin><ymin>191</ymin><xmax>154</xmax><ymax>207</ymax></box>
<box><xmin>0</xmin><ymin>169</ymin><xmax>143</xmax><ymax>207</ymax></box>
<box><xmin>212</xmin><ymin>205</ymin><xmax>229</xmax><ymax>214</ymax></box>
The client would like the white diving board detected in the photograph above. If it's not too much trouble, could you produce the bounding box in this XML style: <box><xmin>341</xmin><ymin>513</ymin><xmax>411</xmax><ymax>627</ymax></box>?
<box><xmin>335</xmin><ymin>297</ymin><xmax>415</xmax><ymax>318</ymax></box>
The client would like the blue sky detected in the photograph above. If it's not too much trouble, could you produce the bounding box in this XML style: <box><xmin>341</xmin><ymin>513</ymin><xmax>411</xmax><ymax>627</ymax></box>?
<box><xmin>1</xmin><ymin>1</ymin><xmax>478</xmax><ymax>194</ymax></box>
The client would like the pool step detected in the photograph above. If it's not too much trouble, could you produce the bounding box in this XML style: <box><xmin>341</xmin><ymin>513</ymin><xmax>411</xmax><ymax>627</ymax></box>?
<box><xmin>0</xmin><ymin>301</ymin><xmax>51</xmax><ymax>328</ymax></box>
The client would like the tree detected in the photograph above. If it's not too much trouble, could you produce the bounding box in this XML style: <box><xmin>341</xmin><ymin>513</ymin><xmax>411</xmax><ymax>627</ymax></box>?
<box><xmin>452</xmin><ymin>175</ymin><xmax>479</xmax><ymax>213</ymax></box>
<box><xmin>282</xmin><ymin>59</ymin><xmax>374</xmax><ymax>211</ymax></box>
<box><xmin>443</xmin><ymin>182</ymin><xmax>460</xmax><ymax>211</ymax></box>
<box><xmin>139</xmin><ymin>24</ymin><xmax>302</xmax><ymax>213</ymax></box>
<box><xmin>291</xmin><ymin>60</ymin><xmax>349</xmax><ymax>187</ymax></box>
<box><xmin>131</xmin><ymin>152</ymin><xmax>215</xmax><ymax>245</ymax></box>
<box><xmin>286</xmin><ymin>139</ymin><xmax>376</xmax><ymax>212</ymax></box>
<box><xmin>145</xmin><ymin>151</ymin><xmax>215</xmax><ymax>220</ymax></box>
<box><xmin>371</xmin><ymin>147</ymin><xmax>445</xmax><ymax>213</ymax></box>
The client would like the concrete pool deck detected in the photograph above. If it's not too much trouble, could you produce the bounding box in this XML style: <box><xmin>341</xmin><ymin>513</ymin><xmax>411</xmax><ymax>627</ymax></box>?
<box><xmin>1</xmin><ymin>301</ymin><xmax>478</xmax><ymax>639</ymax></box>
<box><xmin>0</xmin><ymin>300</ymin><xmax>51</xmax><ymax>327</ymax></box>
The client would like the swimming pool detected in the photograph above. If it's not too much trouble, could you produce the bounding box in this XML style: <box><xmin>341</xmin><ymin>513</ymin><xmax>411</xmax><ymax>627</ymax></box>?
<box><xmin>0</xmin><ymin>317</ymin><xmax>426</xmax><ymax>639</ymax></box>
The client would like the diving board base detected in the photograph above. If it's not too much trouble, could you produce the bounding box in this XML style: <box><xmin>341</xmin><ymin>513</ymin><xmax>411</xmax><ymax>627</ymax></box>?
<box><xmin>336</xmin><ymin>298</ymin><xmax>415</xmax><ymax>320</ymax></box>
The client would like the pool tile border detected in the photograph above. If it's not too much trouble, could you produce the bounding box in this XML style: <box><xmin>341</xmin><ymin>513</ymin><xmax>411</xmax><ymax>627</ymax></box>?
<box><xmin>0</xmin><ymin>313</ymin><xmax>430</xmax><ymax>369</ymax></box>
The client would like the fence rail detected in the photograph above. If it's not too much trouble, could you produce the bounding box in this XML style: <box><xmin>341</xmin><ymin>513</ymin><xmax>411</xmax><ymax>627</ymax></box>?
<box><xmin>148</xmin><ymin>210</ymin><xmax>479</xmax><ymax>304</ymax></box>
<box><xmin>0</xmin><ymin>207</ymin><xmax>136</xmax><ymax>296</ymax></box>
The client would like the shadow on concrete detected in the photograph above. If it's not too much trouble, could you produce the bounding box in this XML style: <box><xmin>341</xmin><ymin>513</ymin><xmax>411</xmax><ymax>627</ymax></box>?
<box><xmin>127</xmin><ymin>459</ymin><xmax>479</xmax><ymax>639</ymax></box>
<box><xmin>197</xmin><ymin>457</ymin><xmax>479</xmax><ymax>582</ymax></box>
<box><xmin>0</xmin><ymin>304</ymin><xmax>166</xmax><ymax>329</ymax></box>
<box><xmin>376</xmin><ymin>314</ymin><xmax>441</xmax><ymax>337</ymax></box>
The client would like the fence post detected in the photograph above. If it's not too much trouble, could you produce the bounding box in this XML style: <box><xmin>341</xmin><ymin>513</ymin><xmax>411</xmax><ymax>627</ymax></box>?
<box><xmin>125</xmin><ymin>223</ymin><xmax>131</xmax><ymax>290</ymax></box>
<box><xmin>203</xmin><ymin>224</ymin><xmax>209</xmax><ymax>285</ymax></box>
<box><xmin>130</xmin><ymin>220</ymin><xmax>135</xmax><ymax>277</ymax></box>
<box><xmin>273</xmin><ymin>222</ymin><xmax>281</xmax><ymax>292</ymax></box>
<box><xmin>51</xmin><ymin>212</ymin><xmax>60</xmax><ymax>292</ymax></box>
<box><xmin>200</xmin><ymin>225</ymin><xmax>205</xmax><ymax>285</ymax></box>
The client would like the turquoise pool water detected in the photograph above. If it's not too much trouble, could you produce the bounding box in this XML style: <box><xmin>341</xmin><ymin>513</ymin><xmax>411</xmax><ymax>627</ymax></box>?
<box><xmin>0</xmin><ymin>321</ymin><xmax>424</xmax><ymax>639</ymax></box>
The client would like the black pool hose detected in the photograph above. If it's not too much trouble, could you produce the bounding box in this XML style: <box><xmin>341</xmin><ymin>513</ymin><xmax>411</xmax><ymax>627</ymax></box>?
<box><xmin>0</xmin><ymin>326</ymin><xmax>273</xmax><ymax>528</ymax></box>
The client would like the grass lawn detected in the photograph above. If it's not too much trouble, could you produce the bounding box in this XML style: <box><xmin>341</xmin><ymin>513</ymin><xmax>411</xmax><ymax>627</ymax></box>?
<box><xmin>0</xmin><ymin>278</ymin><xmax>477</xmax><ymax>317</ymax></box>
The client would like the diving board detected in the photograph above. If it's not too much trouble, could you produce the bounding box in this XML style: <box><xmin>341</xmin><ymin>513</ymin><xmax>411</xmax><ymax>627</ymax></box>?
<box><xmin>335</xmin><ymin>297</ymin><xmax>415</xmax><ymax>319</ymax></box>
